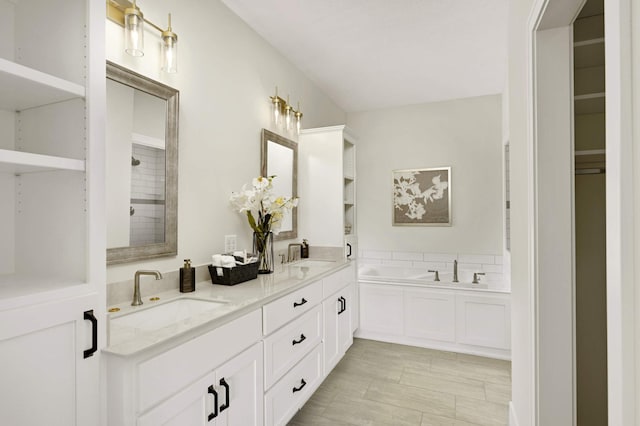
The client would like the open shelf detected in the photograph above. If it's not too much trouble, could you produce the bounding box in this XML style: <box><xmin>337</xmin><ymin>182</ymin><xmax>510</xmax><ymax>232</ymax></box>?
<box><xmin>0</xmin><ymin>274</ymin><xmax>88</xmax><ymax>311</ymax></box>
<box><xmin>0</xmin><ymin>58</ymin><xmax>85</xmax><ymax>111</ymax></box>
<box><xmin>0</xmin><ymin>149</ymin><xmax>85</xmax><ymax>174</ymax></box>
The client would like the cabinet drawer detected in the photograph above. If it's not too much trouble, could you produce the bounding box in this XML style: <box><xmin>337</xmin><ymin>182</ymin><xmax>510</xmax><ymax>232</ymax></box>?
<box><xmin>263</xmin><ymin>280</ymin><xmax>322</xmax><ymax>335</ymax></box>
<box><xmin>137</xmin><ymin>309</ymin><xmax>262</xmax><ymax>413</ymax></box>
<box><xmin>323</xmin><ymin>265</ymin><xmax>354</xmax><ymax>298</ymax></box>
<box><xmin>264</xmin><ymin>344</ymin><xmax>323</xmax><ymax>426</ymax></box>
<box><xmin>264</xmin><ymin>305</ymin><xmax>322</xmax><ymax>389</ymax></box>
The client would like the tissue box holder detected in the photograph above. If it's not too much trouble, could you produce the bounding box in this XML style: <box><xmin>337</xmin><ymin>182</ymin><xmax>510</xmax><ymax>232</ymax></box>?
<box><xmin>208</xmin><ymin>262</ymin><xmax>259</xmax><ymax>286</ymax></box>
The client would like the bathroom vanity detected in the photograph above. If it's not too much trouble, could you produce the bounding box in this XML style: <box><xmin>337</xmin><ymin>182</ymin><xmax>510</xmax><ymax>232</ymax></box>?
<box><xmin>104</xmin><ymin>260</ymin><xmax>357</xmax><ymax>426</ymax></box>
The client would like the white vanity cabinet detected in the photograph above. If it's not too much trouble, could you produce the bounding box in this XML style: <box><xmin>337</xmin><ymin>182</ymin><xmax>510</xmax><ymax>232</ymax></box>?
<box><xmin>358</xmin><ymin>282</ymin><xmax>511</xmax><ymax>359</ymax></box>
<box><xmin>106</xmin><ymin>309</ymin><xmax>263</xmax><ymax>426</ymax></box>
<box><xmin>138</xmin><ymin>342</ymin><xmax>264</xmax><ymax>426</ymax></box>
<box><xmin>299</xmin><ymin>125</ymin><xmax>357</xmax><ymax>257</ymax></box>
<box><xmin>0</xmin><ymin>0</ymin><xmax>104</xmax><ymax>425</ymax></box>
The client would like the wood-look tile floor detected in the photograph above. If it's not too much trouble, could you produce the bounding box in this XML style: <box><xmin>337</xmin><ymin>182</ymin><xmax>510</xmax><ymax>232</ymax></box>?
<box><xmin>288</xmin><ymin>338</ymin><xmax>511</xmax><ymax>426</ymax></box>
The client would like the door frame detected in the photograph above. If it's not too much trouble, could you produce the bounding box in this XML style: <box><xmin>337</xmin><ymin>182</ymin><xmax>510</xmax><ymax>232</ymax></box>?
<box><xmin>526</xmin><ymin>0</ymin><xmax>635</xmax><ymax>425</ymax></box>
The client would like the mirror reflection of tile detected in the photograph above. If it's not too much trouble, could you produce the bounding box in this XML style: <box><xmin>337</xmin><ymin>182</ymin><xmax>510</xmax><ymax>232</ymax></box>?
<box><xmin>130</xmin><ymin>144</ymin><xmax>166</xmax><ymax>246</ymax></box>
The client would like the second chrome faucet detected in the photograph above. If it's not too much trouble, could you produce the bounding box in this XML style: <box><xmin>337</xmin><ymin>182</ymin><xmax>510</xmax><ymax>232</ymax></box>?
<box><xmin>453</xmin><ymin>259</ymin><xmax>459</xmax><ymax>283</ymax></box>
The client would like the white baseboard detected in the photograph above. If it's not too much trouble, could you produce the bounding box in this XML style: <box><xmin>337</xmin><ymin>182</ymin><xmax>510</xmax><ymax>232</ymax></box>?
<box><xmin>509</xmin><ymin>401</ymin><xmax>518</xmax><ymax>426</ymax></box>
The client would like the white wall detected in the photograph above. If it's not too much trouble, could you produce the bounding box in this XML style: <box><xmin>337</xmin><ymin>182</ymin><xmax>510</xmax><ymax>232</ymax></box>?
<box><xmin>106</xmin><ymin>0</ymin><xmax>346</xmax><ymax>283</ymax></box>
<box><xmin>347</xmin><ymin>95</ymin><xmax>503</xmax><ymax>256</ymax></box>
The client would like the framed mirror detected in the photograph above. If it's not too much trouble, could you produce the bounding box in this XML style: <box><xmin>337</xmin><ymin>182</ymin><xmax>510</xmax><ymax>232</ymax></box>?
<box><xmin>106</xmin><ymin>61</ymin><xmax>179</xmax><ymax>264</ymax></box>
<box><xmin>261</xmin><ymin>129</ymin><xmax>298</xmax><ymax>241</ymax></box>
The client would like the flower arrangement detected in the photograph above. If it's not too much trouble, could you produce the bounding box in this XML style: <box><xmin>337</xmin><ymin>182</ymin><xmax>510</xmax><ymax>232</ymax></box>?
<box><xmin>230</xmin><ymin>176</ymin><xmax>298</xmax><ymax>273</ymax></box>
<box><xmin>230</xmin><ymin>175</ymin><xmax>298</xmax><ymax>235</ymax></box>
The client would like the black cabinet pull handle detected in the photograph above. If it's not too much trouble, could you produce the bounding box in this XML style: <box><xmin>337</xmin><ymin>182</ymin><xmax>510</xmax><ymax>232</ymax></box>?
<box><xmin>338</xmin><ymin>297</ymin><xmax>347</xmax><ymax>315</ymax></box>
<box><xmin>207</xmin><ymin>385</ymin><xmax>218</xmax><ymax>421</ymax></box>
<box><xmin>346</xmin><ymin>243</ymin><xmax>352</xmax><ymax>258</ymax></box>
<box><xmin>292</xmin><ymin>378</ymin><xmax>307</xmax><ymax>393</ymax></box>
<box><xmin>293</xmin><ymin>298</ymin><xmax>307</xmax><ymax>308</ymax></box>
<box><xmin>219</xmin><ymin>378</ymin><xmax>230</xmax><ymax>412</ymax></box>
<box><xmin>292</xmin><ymin>334</ymin><xmax>306</xmax><ymax>345</ymax></box>
<box><xmin>83</xmin><ymin>310</ymin><xmax>98</xmax><ymax>359</ymax></box>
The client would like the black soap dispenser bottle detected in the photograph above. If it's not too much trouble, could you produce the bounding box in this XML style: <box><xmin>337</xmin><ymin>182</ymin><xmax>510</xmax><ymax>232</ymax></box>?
<box><xmin>180</xmin><ymin>259</ymin><xmax>195</xmax><ymax>293</ymax></box>
<box><xmin>301</xmin><ymin>239</ymin><xmax>309</xmax><ymax>259</ymax></box>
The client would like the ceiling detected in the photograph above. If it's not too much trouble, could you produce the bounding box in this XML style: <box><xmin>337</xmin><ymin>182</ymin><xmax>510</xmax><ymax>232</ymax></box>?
<box><xmin>221</xmin><ymin>0</ymin><xmax>508</xmax><ymax>113</ymax></box>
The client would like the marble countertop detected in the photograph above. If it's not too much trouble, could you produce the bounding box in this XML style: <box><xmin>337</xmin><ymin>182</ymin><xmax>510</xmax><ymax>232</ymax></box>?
<box><xmin>104</xmin><ymin>259</ymin><xmax>352</xmax><ymax>357</ymax></box>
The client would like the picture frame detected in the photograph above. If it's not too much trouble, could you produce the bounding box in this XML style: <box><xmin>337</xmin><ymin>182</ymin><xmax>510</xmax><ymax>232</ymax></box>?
<box><xmin>392</xmin><ymin>167</ymin><xmax>451</xmax><ymax>226</ymax></box>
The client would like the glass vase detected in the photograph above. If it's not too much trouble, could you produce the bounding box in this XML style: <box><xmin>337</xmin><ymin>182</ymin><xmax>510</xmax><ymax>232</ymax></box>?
<box><xmin>253</xmin><ymin>231</ymin><xmax>274</xmax><ymax>274</ymax></box>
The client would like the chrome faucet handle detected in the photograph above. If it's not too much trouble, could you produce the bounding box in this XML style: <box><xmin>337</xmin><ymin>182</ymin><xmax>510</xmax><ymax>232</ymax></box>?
<box><xmin>279</xmin><ymin>253</ymin><xmax>286</xmax><ymax>264</ymax></box>
<box><xmin>472</xmin><ymin>272</ymin><xmax>486</xmax><ymax>284</ymax></box>
<box><xmin>428</xmin><ymin>270</ymin><xmax>440</xmax><ymax>282</ymax></box>
<box><xmin>453</xmin><ymin>260</ymin><xmax>459</xmax><ymax>283</ymax></box>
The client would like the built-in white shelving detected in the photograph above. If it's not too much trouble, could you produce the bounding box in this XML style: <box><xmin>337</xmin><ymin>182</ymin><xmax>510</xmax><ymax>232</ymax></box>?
<box><xmin>0</xmin><ymin>149</ymin><xmax>85</xmax><ymax>174</ymax></box>
<box><xmin>0</xmin><ymin>58</ymin><xmax>85</xmax><ymax>111</ymax></box>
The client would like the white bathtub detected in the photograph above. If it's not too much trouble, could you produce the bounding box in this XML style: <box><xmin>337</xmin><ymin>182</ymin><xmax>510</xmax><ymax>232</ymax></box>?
<box><xmin>358</xmin><ymin>264</ymin><xmax>508</xmax><ymax>293</ymax></box>
<box><xmin>356</xmin><ymin>263</ymin><xmax>511</xmax><ymax>359</ymax></box>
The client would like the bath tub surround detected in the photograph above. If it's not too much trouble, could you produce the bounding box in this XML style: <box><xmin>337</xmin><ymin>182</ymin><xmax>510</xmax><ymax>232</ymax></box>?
<box><xmin>357</xmin><ymin>262</ymin><xmax>511</xmax><ymax>360</ymax></box>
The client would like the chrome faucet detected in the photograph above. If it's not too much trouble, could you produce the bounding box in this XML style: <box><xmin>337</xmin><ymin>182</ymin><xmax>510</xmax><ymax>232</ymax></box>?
<box><xmin>287</xmin><ymin>243</ymin><xmax>303</xmax><ymax>263</ymax></box>
<box><xmin>132</xmin><ymin>270</ymin><xmax>163</xmax><ymax>306</ymax></box>
<box><xmin>453</xmin><ymin>260</ymin><xmax>459</xmax><ymax>283</ymax></box>
<box><xmin>428</xmin><ymin>269</ymin><xmax>440</xmax><ymax>281</ymax></box>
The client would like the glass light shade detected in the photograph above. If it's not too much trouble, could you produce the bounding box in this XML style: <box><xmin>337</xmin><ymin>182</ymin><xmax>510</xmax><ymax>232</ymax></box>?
<box><xmin>285</xmin><ymin>105</ymin><xmax>292</xmax><ymax>131</ymax></box>
<box><xmin>161</xmin><ymin>32</ymin><xmax>178</xmax><ymax>73</ymax></box>
<box><xmin>296</xmin><ymin>112</ymin><xmax>302</xmax><ymax>135</ymax></box>
<box><xmin>124</xmin><ymin>8</ymin><xmax>144</xmax><ymax>57</ymax></box>
<box><xmin>272</xmin><ymin>98</ymin><xmax>281</xmax><ymax>127</ymax></box>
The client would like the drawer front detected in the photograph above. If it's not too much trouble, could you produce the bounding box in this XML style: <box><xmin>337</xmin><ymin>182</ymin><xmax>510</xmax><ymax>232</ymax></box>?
<box><xmin>323</xmin><ymin>263</ymin><xmax>356</xmax><ymax>297</ymax></box>
<box><xmin>264</xmin><ymin>305</ymin><xmax>322</xmax><ymax>389</ymax></box>
<box><xmin>137</xmin><ymin>309</ymin><xmax>262</xmax><ymax>413</ymax></box>
<box><xmin>264</xmin><ymin>344</ymin><xmax>323</xmax><ymax>426</ymax></box>
<box><xmin>263</xmin><ymin>280</ymin><xmax>322</xmax><ymax>335</ymax></box>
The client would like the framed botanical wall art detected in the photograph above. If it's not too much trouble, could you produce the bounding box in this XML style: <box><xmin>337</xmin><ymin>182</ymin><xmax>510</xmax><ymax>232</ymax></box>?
<box><xmin>392</xmin><ymin>167</ymin><xmax>451</xmax><ymax>226</ymax></box>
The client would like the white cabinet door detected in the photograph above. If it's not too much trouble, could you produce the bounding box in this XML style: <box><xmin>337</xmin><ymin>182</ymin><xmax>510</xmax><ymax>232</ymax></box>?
<box><xmin>404</xmin><ymin>288</ymin><xmax>456</xmax><ymax>342</ymax></box>
<box><xmin>216</xmin><ymin>342</ymin><xmax>264</xmax><ymax>426</ymax></box>
<box><xmin>456</xmin><ymin>293</ymin><xmax>511</xmax><ymax>349</ymax></box>
<box><xmin>337</xmin><ymin>284</ymin><xmax>354</xmax><ymax>355</ymax></box>
<box><xmin>138</xmin><ymin>343</ymin><xmax>264</xmax><ymax>426</ymax></box>
<box><xmin>323</xmin><ymin>292</ymin><xmax>341</xmax><ymax>375</ymax></box>
<box><xmin>0</xmin><ymin>293</ymin><xmax>100</xmax><ymax>426</ymax></box>
<box><xmin>359</xmin><ymin>283</ymin><xmax>403</xmax><ymax>335</ymax></box>
<box><xmin>323</xmin><ymin>284</ymin><xmax>354</xmax><ymax>375</ymax></box>
<box><xmin>137</xmin><ymin>374</ymin><xmax>213</xmax><ymax>426</ymax></box>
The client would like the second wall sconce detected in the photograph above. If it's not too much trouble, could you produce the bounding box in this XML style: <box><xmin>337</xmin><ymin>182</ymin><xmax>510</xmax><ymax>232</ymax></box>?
<box><xmin>270</xmin><ymin>87</ymin><xmax>303</xmax><ymax>135</ymax></box>
<box><xmin>107</xmin><ymin>0</ymin><xmax>178</xmax><ymax>73</ymax></box>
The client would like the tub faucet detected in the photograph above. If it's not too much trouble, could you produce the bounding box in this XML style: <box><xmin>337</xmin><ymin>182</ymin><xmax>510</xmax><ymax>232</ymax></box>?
<box><xmin>428</xmin><ymin>270</ymin><xmax>440</xmax><ymax>282</ymax></box>
<box><xmin>132</xmin><ymin>270</ymin><xmax>163</xmax><ymax>306</ymax></box>
<box><xmin>453</xmin><ymin>260</ymin><xmax>459</xmax><ymax>283</ymax></box>
<box><xmin>287</xmin><ymin>243</ymin><xmax>303</xmax><ymax>263</ymax></box>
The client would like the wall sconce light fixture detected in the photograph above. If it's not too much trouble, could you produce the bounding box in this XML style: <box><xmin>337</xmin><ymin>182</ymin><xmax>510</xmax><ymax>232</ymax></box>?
<box><xmin>107</xmin><ymin>0</ymin><xmax>178</xmax><ymax>73</ymax></box>
<box><xmin>270</xmin><ymin>87</ymin><xmax>303</xmax><ymax>135</ymax></box>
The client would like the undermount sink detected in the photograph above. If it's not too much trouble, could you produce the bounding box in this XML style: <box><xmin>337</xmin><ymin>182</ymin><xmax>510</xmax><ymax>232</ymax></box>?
<box><xmin>290</xmin><ymin>259</ymin><xmax>336</xmax><ymax>268</ymax></box>
<box><xmin>110</xmin><ymin>298</ymin><xmax>228</xmax><ymax>331</ymax></box>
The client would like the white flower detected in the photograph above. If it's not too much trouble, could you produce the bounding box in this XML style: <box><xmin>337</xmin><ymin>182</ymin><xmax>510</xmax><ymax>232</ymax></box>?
<box><xmin>230</xmin><ymin>176</ymin><xmax>298</xmax><ymax>235</ymax></box>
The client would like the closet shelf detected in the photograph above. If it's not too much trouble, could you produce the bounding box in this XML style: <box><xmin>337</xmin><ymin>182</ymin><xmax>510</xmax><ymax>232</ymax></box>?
<box><xmin>0</xmin><ymin>149</ymin><xmax>85</xmax><ymax>174</ymax></box>
<box><xmin>574</xmin><ymin>37</ymin><xmax>604</xmax><ymax>47</ymax></box>
<box><xmin>575</xmin><ymin>92</ymin><xmax>605</xmax><ymax>115</ymax></box>
<box><xmin>0</xmin><ymin>58</ymin><xmax>85</xmax><ymax>111</ymax></box>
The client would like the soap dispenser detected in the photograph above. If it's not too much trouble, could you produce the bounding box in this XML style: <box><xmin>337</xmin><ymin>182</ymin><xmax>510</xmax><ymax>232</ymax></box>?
<box><xmin>180</xmin><ymin>259</ymin><xmax>195</xmax><ymax>293</ymax></box>
<box><xmin>301</xmin><ymin>239</ymin><xmax>309</xmax><ymax>259</ymax></box>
